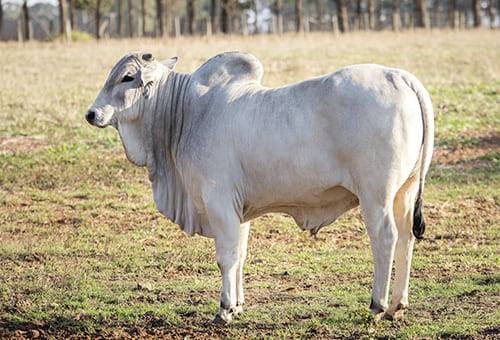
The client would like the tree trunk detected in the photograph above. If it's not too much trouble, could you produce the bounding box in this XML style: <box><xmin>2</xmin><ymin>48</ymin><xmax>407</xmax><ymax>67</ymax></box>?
<box><xmin>117</xmin><ymin>0</ymin><xmax>124</xmax><ymax>36</ymax></box>
<box><xmin>314</xmin><ymin>0</ymin><xmax>324</xmax><ymax>24</ymax></box>
<box><xmin>0</xmin><ymin>0</ymin><xmax>3</xmax><ymax>37</ymax></box>
<box><xmin>355</xmin><ymin>0</ymin><xmax>362</xmax><ymax>30</ymax></box>
<box><xmin>187</xmin><ymin>0</ymin><xmax>195</xmax><ymax>34</ymax></box>
<box><xmin>472</xmin><ymin>0</ymin><xmax>481</xmax><ymax>27</ymax></box>
<box><xmin>275</xmin><ymin>0</ymin><xmax>283</xmax><ymax>34</ymax></box>
<box><xmin>252</xmin><ymin>0</ymin><xmax>259</xmax><ymax>33</ymax></box>
<box><xmin>59</xmin><ymin>0</ymin><xmax>67</xmax><ymax>35</ymax></box>
<box><xmin>96</xmin><ymin>0</ymin><xmax>101</xmax><ymax>39</ymax></box>
<box><xmin>414</xmin><ymin>0</ymin><xmax>429</xmax><ymax>28</ymax></box>
<box><xmin>488</xmin><ymin>0</ymin><xmax>495</xmax><ymax>28</ymax></box>
<box><xmin>221</xmin><ymin>0</ymin><xmax>230</xmax><ymax>33</ymax></box>
<box><xmin>156</xmin><ymin>0</ymin><xmax>163</xmax><ymax>36</ymax></box>
<box><xmin>432</xmin><ymin>0</ymin><xmax>440</xmax><ymax>27</ymax></box>
<box><xmin>68</xmin><ymin>0</ymin><xmax>76</xmax><ymax>31</ymax></box>
<box><xmin>141</xmin><ymin>0</ymin><xmax>146</xmax><ymax>35</ymax></box>
<box><xmin>295</xmin><ymin>0</ymin><xmax>303</xmax><ymax>32</ymax></box>
<box><xmin>447</xmin><ymin>0</ymin><xmax>455</xmax><ymax>28</ymax></box>
<box><xmin>22</xmin><ymin>0</ymin><xmax>30</xmax><ymax>40</ymax></box>
<box><xmin>164</xmin><ymin>0</ymin><xmax>172</xmax><ymax>36</ymax></box>
<box><xmin>210</xmin><ymin>0</ymin><xmax>218</xmax><ymax>33</ymax></box>
<box><xmin>335</xmin><ymin>0</ymin><xmax>349</xmax><ymax>32</ymax></box>
<box><xmin>368</xmin><ymin>0</ymin><xmax>376</xmax><ymax>30</ymax></box>
<box><xmin>392</xmin><ymin>0</ymin><xmax>401</xmax><ymax>31</ymax></box>
<box><xmin>128</xmin><ymin>0</ymin><xmax>133</xmax><ymax>37</ymax></box>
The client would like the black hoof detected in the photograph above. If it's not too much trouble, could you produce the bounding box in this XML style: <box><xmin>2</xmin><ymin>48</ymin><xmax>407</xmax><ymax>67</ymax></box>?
<box><xmin>369</xmin><ymin>299</ymin><xmax>386</xmax><ymax>314</ymax></box>
<box><xmin>213</xmin><ymin>314</ymin><xmax>228</xmax><ymax>326</ymax></box>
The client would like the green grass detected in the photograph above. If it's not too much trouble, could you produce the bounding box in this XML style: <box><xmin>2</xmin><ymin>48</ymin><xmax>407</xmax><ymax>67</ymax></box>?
<box><xmin>1</xmin><ymin>31</ymin><xmax>499</xmax><ymax>338</ymax></box>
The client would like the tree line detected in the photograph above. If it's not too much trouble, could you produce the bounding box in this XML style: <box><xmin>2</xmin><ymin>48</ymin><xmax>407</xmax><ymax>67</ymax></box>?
<box><xmin>1</xmin><ymin>0</ymin><xmax>498</xmax><ymax>41</ymax></box>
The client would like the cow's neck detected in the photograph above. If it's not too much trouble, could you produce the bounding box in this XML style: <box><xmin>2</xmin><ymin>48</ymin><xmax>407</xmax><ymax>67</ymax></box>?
<box><xmin>143</xmin><ymin>71</ymin><xmax>203</xmax><ymax>236</ymax></box>
<box><xmin>143</xmin><ymin>71</ymin><xmax>191</xmax><ymax>173</ymax></box>
<box><xmin>159</xmin><ymin>71</ymin><xmax>191</xmax><ymax>155</ymax></box>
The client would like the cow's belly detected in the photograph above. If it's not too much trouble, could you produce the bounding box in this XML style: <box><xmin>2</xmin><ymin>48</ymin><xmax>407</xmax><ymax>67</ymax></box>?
<box><xmin>243</xmin><ymin>185</ymin><xmax>359</xmax><ymax>233</ymax></box>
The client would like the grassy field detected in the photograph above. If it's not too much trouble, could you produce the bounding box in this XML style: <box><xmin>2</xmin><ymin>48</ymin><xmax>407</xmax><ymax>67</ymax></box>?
<box><xmin>0</xmin><ymin>31</ymin><xmax>499</xmax><ymax>338</ymax></box>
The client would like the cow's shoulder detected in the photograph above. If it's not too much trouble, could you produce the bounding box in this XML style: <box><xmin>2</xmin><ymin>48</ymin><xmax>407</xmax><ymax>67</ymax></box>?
<box><xmin>192</xmin><ymin>52</ymin><xmax>264</xmax><ymax>87</ymax></box>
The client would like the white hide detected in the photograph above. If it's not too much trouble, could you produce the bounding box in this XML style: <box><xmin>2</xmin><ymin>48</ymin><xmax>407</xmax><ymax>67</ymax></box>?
<box><xmin>88</xmin><ymin>52</ymin><xmax>434</xmax><ymax>323</ymax></box>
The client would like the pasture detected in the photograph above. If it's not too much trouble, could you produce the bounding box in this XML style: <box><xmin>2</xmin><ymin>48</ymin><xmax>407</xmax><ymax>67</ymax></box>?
<box><xmin>0</xmin><ymin>31</ymin><xmax>499</xmax><ymax>338</ymax></box>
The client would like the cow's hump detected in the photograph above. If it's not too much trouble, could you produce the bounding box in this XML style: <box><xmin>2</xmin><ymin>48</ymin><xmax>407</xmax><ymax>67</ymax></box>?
<box><xmin>192</xmin><ymin>52</ymin><xmax>264</xmax><ymax>87</ymax></box>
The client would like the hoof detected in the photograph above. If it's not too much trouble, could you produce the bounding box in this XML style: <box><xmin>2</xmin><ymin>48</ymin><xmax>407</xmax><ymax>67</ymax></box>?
<box><xmin>213</xmin><ymin>313</ymin><xmax>230</xmax><ymax>326</ymax></box>
<box><xmin>213</xmin><ymin>306</ymin><xmax>240</xmax><ymax>325</ymax></box>
<box><xmin>385</xmin><ymin>303</ymin><xmax>408</xmax><ymax>321</ymax></box>
<box><xmin>233</xmin><ymin>304</ymin><xmax>244</xmax><ymax>316</ymax></box>
<box><xmin>373</xmin><ymin>311</ymin><xmax>386</xmax><ymax>322</ymax></box>
<box><xmin>370</xmin><ymin>299</ymin><xmax>387</xmax><ymax>322</ymax></box>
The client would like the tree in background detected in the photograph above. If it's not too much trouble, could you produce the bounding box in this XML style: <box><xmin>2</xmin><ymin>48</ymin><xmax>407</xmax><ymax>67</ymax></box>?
<box><xmin>156</xmin><ymin>0</ymin><xmax>163</xmax><ymax>36</ymax></box>
<box><xmin>141</xmin><ymin>0</ymin><xmax>146</xmax><ymax>35</ymax></box>
<box><xmin>3</xmin><ymin>0</ymin><xmax>498</xmax><ymax>40</ymax></box>
<box><xmin>487</xmin><ymin>0</ymin><xmax>496</xmax><ymax>28</ymax></box>
<box><xmin>414</xmin><ymin>0</ymin><xmax>430</xmax><ymax>29</ymax></box>
<box><xmin>127</xmin><ymin>0</ymin><xmax>133</xmax><ymax>37</ymax></box>
<box><xmin>473</xmin><ymin>0</ymin><xmax>482</xmax><ymax>27</ymax></box>
<box><xmin>22</xmin><ymin>0</ymin><xmax>30</xmax><ymax>40</ymax></box>
<box><xmin>314</xmin><ymin>0</ymin><xmax>324</xmax><ymax>25</ymax></box>
<box><xmin>368</xmin><ymin>0</ymin><xmax>377</xmax><ymax>30</ymax></box>
<box><xmin>295</xmin><ymin>0</ymin><xmax>303</xmax><ymax>32</ymax></box>
<box><xmin>95</xmin><ymin>0</ymin><xmax>101</xmax><ymax>38</ymax></box>
<box><xmin>71</xmin><ymin>0</ymin><xmax>114</xmax><ymax>36</ymax></box>
<box><xmin>221</xmin><ymin>0</ymin><xmax>235</xmax><ymax>33</ymax></box>
<box><xmin>335</xmin><ymin>0</ymin><xmax>349</xmax><ymax>32</ymax></box>
<box><xmin>186</xmin><ymin>0</ymin><xmax>195</xmax><ymax>34</ymax></box>
<box><xmin>448</xmin><ymin>0</ymin><xmax>456</xmax><ymax>29</ymax></box>
<box><xmin>210</xmin><ymin>0</ymin><xmax>218</xmax><ymax>33</ymax></box>
<box><xmin>392</xmin><ymin>0</ymin><xmax>400</xmax><ymax>31</ymax></box>
<box><xmin>68</xmin><ymin>0</ymin><xmax>76</xmax><ymax>30</ymax></box>
<box><xmin>59</xmin><ymin>0</ymin><xmax>69</xmax><ymax>37</ymax></box>
<box><xmin>354</xmin><ymin>0</ymin><xmax>361</xmax><ymax>30</ymax></box>
<box><xmin>163</xmin><ymin>0</ymin><xmax>172</xmax><ymax>36</ymax></box>
<box><xmin>274</xmin><ymin>0</ymin><xmax>283</xmax><ymax>34</ymax></box>
<box><xmin>0</xmin><ymin>0</ymin><xmax>3</xmax><ymax>37</ymax></box>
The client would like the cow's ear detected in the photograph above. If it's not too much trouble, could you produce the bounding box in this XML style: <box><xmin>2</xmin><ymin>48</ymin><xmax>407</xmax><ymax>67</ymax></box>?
<box><xmin>161</xmin><ymin>56</ymin><xmax>178</xmax><ymax>70</ymax></box>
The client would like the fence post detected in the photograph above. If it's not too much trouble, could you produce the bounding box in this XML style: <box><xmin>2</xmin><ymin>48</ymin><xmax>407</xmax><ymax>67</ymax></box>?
<box><xmin>206</xmin><ymin>18</ymin><xmax>212</xmax><ymax>37</ymax></box>
<box><xmin>331</xmin><ymin>14</ymin><xmax>338</xmax><ymax>36</ymax></box>
<box><xmin>174</xmin><ymin>16</ymin><xmax>180</xmax><ymax>37</ymax></box>
<box><xmin>304</xmin><ymin>16</ymin><xmax>310</xmax><ymax>32</ymax></box>
<box><xmin>241</xmin><ymin>12</ymin><xmax>248</xmax><ymax>35</ymax></box>
<box><xmin>66</xmin><ymin>17</ymin><xmax>72</xmax><ymax>42</ymax></box>
<box><xmin>17</xmin><ymin>18</ymin><xmax>23</xmax><ymax>43</ymax></box>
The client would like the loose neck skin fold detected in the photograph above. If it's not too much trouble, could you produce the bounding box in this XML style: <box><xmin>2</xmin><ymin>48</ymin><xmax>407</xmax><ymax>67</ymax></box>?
<box><xmin>141</xmin><ymin>70</ymin><xmax>192</xmax><ymax>181</ymax></box>
<box><xmin>137</xmin><ymin>70</ymin><xmax>204</xmax><ymax>236</ymax></box>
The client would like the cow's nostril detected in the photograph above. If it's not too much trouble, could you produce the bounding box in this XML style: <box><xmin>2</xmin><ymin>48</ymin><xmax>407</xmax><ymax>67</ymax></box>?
<box><xmin>86</xmin><ymin>110</ymin><xmax>96</xmax><ymax>123</ymax></box>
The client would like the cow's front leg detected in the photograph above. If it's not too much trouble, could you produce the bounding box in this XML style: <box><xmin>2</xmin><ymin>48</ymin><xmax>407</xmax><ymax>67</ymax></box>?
<box><xmin>235</xmin><ymin>222</ymin><xmax>250</xmax><ymax>316</ymax></box>
<box><xmin>204</xmin><ymin>196</ymin><xmax>241</xmax><ymax>324</ymax></box>
<box><xmin>213</xmin><ymin>228</ymin><xmax>240</xmax><ymax>324</ymax></box>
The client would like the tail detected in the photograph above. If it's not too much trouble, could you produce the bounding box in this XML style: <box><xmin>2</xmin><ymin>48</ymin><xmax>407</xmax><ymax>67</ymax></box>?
<box><xmin>413</xmin><ymin>190</ymin><xmax>425</xmax><ymax>239</ymax></box>
<box><xmin>401</xmin><ymin>72</ymin><xmax>435</xmax><ymax>239</ymax></box>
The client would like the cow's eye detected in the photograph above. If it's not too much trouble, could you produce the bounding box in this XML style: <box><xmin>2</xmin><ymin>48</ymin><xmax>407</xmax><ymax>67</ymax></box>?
<box><xmin>121</xmin><ymin>75</ymin><xmax>134</xmax><ymax>83</ymax></box>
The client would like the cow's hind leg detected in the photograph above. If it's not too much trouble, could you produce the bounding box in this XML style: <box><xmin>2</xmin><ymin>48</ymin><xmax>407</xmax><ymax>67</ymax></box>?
<box><xmin>360</xmin><ymin>193</ymin><xmax>398</xmax><ymax>320</ymax></box>
<box><xmin>386</xmin><ymin>177</ymin><xmax>419</xmax><ymax>320</ymax></box>
<box><xmin>234</xmin><ymin>222</ymin><xmax>250</xmax><ymax>316</ymax></box>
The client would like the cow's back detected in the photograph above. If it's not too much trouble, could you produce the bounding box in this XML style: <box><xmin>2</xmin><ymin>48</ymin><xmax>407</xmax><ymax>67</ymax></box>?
<box><xmin>183</xmin><ymin>62</ymin><xmax>424</xmax><ymax>232</ymax></box>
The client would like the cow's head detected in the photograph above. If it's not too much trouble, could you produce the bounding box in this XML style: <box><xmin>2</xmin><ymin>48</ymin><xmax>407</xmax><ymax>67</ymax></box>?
<box><xmin>86</xmin><ymin>52</ymin><xmax>178</xmax><ymax>128</ymax></box>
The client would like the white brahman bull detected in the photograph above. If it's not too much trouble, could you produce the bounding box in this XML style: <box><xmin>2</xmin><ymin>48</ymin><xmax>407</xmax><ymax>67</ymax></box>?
<box><xmin>86</xmin><ymin>52</ymin><xmax>434</xmax><ymax>324</ymax></box>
